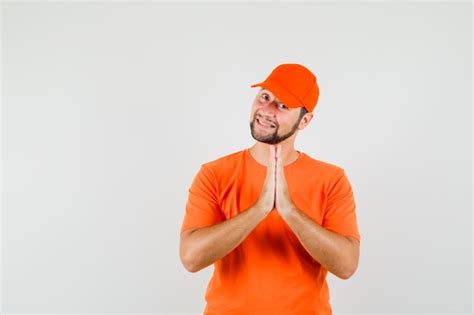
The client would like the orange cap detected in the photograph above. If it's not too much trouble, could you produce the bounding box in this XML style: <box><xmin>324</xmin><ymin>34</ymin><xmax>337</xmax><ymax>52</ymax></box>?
<box><xmin>250</xmin><ymin>63</ymin><xmax>320</xmax><ymax>112</ymax></box>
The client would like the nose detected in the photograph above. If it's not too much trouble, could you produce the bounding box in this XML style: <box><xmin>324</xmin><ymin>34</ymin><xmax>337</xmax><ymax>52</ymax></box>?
<box><xmin>256</xmin><ymin>110</ymin><xmax>276</xmax><ymax>124</ymax></box>
<box><xmin>259</xmin><ymin>99</ymin><xmax>278</xmax><ymax>115</ymax></box>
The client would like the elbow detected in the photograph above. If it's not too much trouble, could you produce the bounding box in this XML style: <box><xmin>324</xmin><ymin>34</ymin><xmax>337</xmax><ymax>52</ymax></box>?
<box><xmin>340</xmin><ymin>259</ymin><xmax>359</xmax><ymax>280</ymax></box>
<box><xmin>180</xmin><ymin>243</ymin><xmax>198</xmax><ymax>273</ymax></box>
<box><xmin>179</xmin><ymin>228</ymin><xmax>210</xmax><ymax>273</ymax></box>
<box><xmin>181</xmin><ymin>257</ymin><xmax>197</xmax><ymax>273</ymax></box>
<box><xmin>181</xmin><ymin>254</ymin><xmax>209</xmax><ymax>273</ymax></box>
<box><xmin>180</xmin><ymin>232</ymin><xmax>200</xmax><ymax>273</ymax></box>
<box><xmin>339</xmin><ymin>237</ymin><xmax>360</xmax><ymax>280</ymax></box>
<box><xmin>329</xmin><ymin>263</ymin><xmax>357</xmax><ymax>280</ymax></box>
<box><xmin>181</xmin><ymin>248</ymin><xmax>207</xmax><ymax>273</ymax></box>
<box><xmin>184</xmin><ymin>264</ymin><xmax>200</xmax><ymax>273</ymax></box>
<box><xmin>340</xmin><ymin>266</ymin><xmax>357</xmax><ymax>280</ymax></box>
<box><xmin>180</xmin><ymin>251</ymin><xmax>200</xmax><ymax>273</ymax></box>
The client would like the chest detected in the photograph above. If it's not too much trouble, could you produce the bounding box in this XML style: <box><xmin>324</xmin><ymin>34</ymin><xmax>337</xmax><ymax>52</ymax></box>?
<box><xmin>218</xmin><ymin>167</ymin><xmax>327</xmax><ymax>225</ymax></box>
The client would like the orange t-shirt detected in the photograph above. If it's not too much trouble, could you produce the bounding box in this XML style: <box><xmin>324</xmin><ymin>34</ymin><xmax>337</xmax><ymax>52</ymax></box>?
<box><xmin>180</xmin><ymin>148</ymin><xmax>361</xmax><ymax>315</ymax></box>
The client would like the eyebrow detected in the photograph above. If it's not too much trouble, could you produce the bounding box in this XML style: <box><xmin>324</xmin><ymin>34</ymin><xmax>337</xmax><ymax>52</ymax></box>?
<box><xmin>260</xmin><ymin>89</ymin><xmax>283</xmax><ymax>104</ymax></box>
<box><xmin>260</xmin><ymin>89</ymin><xmax>275</xmax><ymax>98</ymax></box>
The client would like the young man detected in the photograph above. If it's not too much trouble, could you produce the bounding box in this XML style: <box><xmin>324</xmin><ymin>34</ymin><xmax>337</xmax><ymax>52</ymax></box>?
<box><xmin>179</xmin><ymin>63</ymin><xmax>361</xmax><ymax>315</ymax></box>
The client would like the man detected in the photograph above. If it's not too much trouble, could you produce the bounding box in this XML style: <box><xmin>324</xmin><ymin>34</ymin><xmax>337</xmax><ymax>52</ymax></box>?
<box><xmin>179</xmin><ymin>63</ymin><xmax>361</xmax><ymax>315</ymax></box>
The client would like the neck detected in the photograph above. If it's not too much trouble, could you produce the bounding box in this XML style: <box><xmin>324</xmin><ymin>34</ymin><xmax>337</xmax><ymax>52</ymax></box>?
<box><xmin>249</xmin><ymin>142</ymin><xmax>300</xmax><ymax>166</ymax></box>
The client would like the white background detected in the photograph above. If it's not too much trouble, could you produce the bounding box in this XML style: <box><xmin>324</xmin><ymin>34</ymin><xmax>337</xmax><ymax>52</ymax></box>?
<box><xmin>2</xmin><ymin>1</ymin><xmax>472</xmax><ymax>314</ymax></box>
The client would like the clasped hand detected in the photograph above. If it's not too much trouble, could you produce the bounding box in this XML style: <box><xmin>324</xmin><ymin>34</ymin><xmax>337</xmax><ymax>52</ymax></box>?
<box><xmin>254</xmin><ymin>145</ymin><xmax>297</xmax><ymax>215</ymax></box>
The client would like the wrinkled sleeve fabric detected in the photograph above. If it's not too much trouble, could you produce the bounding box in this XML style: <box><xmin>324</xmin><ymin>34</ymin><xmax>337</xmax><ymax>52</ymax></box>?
<box><xmin>180</xmin><ymin>164</ymin><xmax>224</xmax><ymax>233</ymax></box>
<box><xmin>322</xmin><ymin>168</ymin><xmax>361</xmax><ymax>241</ymax></box>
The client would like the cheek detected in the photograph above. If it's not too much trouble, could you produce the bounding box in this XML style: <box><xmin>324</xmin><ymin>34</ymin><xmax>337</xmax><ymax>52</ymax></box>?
<box><xmin>279</xmin><ymin>115</ymin><xmax>298</xmax><ymax>129</ymax></box>
<box><xmin>250</xmin><ymin>106</ymin><xmax>259</xmax><ymax>118</ymax></box>
<box><xmin>249</xmin><ymin>109</ymin><xmax>257</xmax><ymax>121</ymax></box>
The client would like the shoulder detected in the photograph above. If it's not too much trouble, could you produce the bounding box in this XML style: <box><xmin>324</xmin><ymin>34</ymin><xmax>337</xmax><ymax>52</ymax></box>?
<box><xmin>300</xmin><ymin>151</ymin><xmax>345</xmax><ymax>178</ymax></box>
<box><xmin>201</xmin><ymin>149</ymin><xmax>245</xmax><ymax>173</ymax></box>
<box><xmin>301</xmin><ymin>152</ymin><xmax>353</xmax><ymax>193</ymax></box>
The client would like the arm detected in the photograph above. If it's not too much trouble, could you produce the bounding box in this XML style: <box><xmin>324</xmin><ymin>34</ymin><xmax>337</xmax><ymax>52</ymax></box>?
<box><xmin>180</xmin><ymin>146</ymin><xmax>277</xmax><ymax>273</ymax></box>
<box><xmin>180</xmin><ymin>205</ymin><xmax>267</xmax><ymax>273</ymax></box>
<box><xmin>274</xmin><ymin>145</ymin><xmax>360</xmax><ymax>279</ymax></box>
<box><xmin>279</xmin><ymin>207</ymin><xmax>360</xmax><ymax>280</ymax></box>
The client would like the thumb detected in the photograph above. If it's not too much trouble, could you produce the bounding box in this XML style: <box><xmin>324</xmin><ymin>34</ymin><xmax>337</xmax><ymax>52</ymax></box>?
<box><xmin>275</xmin><ymin>144</ymin><xmax>283</xmax><ymax>174</ymax></box>
<box><xmin>269</xmin><ymin>145</ymin><xmax>276</xmax><ymax>172</ymax></box>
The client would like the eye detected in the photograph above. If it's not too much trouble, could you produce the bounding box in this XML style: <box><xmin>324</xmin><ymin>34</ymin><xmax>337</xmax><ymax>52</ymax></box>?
<box><xmin>260</xmin><ymin>93</ymin><xmax>270</xmax><ymax>101</ymax></box>
<box><xmin>278</xmin><ymin>103</ymin><xmax>288</xmax><ymax>110</ymax></box>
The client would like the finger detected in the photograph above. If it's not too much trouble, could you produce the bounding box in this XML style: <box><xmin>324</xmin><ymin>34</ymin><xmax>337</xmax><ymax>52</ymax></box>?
<box><xmin>276</xmin><ymin>144</ymin><xmax>283</xmax><ymax>176</ymax></box>
<box><xmin>275</xmin><ymin>145</ymin><xmax>288</xmax><ymax>191</ymax></box>
<box><xmin>267</xmin><ymin>145</ymin><xmax>276</xmax><ymax>191</ymax></box>
<box><xmin>268</xmin><ymin>145</ymin><xmax>276</xmax><ymax>172</ymax></box>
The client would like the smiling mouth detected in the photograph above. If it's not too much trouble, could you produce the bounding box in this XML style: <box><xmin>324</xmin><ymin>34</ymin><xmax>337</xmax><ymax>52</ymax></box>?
<box><xmin>256</xmin><ymin>117</ymin><xmax>276</xmax><ymax>128</ymax></box>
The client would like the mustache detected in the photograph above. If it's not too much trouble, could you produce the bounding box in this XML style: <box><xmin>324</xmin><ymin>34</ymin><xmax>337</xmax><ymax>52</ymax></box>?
<box><xmin>255</xmin><ymin>112</ymin><xmax>278</xmax><ymax>127</ymax></box>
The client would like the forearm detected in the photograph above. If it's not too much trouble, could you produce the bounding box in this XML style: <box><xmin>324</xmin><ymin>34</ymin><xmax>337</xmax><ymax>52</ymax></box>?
<box><xmin>279</xmin><ymin>207</ymin><xmax>356</xmax><ymax>279</ymax></box>
<box><xmin>185</xmin><ymin>206</ymin><xmax>267</xmax><ymax>272</ymax></box>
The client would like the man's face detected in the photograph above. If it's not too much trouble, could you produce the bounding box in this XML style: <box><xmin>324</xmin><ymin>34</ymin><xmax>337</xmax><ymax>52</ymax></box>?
<box><xmin>249</xmin><ymin>88</ymin><xmax>306</xmax><ymax>145</ymax></box>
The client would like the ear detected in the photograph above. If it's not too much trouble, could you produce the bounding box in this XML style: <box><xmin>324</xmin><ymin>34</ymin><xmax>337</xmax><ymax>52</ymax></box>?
<box><xmin>298</xmin><ymin>112</ymin><xmax>314</xmax><ymax>129</ymax></box>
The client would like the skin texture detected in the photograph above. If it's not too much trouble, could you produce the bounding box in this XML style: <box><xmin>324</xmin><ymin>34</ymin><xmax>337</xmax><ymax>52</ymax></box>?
<box><xmin>180</xmin><ymin>88</ymin><xmax>360</xmax><ymax>279</ymax></box>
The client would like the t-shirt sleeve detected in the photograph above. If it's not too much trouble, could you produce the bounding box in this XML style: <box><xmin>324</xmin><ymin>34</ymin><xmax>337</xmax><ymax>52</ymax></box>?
<box><xmin>180</xmin><ymin>164</ymin><xmax>224</xmax><ymax>233</ymax></box>
<box><xmin>322</xmin><ymin>168</ymin><xmax>361</xmax><ymax>241</ymax></box>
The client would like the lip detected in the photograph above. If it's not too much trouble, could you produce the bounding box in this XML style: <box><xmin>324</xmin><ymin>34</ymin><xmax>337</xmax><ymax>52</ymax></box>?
<box><xmin>256</xmin><ymin>117</ymin><xmax>276</xmax><ymax>128</ymax></box>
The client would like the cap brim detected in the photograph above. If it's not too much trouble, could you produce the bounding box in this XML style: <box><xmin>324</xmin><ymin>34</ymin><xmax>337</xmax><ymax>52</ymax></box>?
<box><xmin>250</xmin><ymin>80</ymin><xmax>303</xmax><ymax>109</ymax></box>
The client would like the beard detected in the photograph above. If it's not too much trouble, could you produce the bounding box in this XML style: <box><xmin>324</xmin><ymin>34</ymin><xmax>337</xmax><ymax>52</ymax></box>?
<box><xmin>249</xmin><ymin>115</ymin><xmax>300</xmax><ymax>145</ymax></box>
